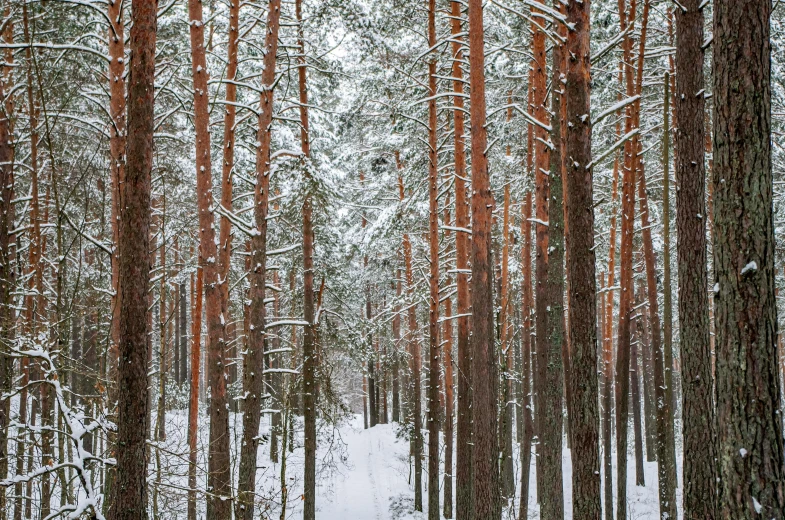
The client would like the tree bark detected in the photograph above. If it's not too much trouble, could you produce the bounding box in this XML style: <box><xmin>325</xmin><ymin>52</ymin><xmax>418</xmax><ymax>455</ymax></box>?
<box><xmin>466</xmin><ymin>0</ymin><xmax>498</xmax><ymax>516</ymax></box>
<box><xmin>499</xmin><ymin>183</ymin><xmax>515</xmax><ymax>503</ymax></box>
<box><xmin>236</xmin><ymin>0</ymin><xmax>281</xmax><ymax>516</ymax></box>
<box><xmin>0</xmin><ymin>69</ymin><xmax>13</xmax><ymax>520</ymax></box>
<box><xmin>531</xmin><ymin>4</ymin><xmax>550</xmax><ymax>495</ymax></box>
<box><xmin>112</xmin><ymin>0</ymin><xmax>156</xmax><ymax>516</ymax></box>
<box><xmin>519</xmin><ymin>184</ymin><xmax>535</xmax><ymax>520</ymax></box>
<box><xmin>601</xmin><ymin>61</ymin><xmax>623</xmax><ymax>520</ymax></box>
<box><xmin>675</xmin><ymin>1</ymin><xmax>719</xmax><ymax>517</ymax></box>
<box><xmin>180</xmin><ymin>281</ymin><xmax>188</xmax><ymax>384</ymax></box>
<box><xmin>660</xmin><ymin>72</ymin><xmax>679</xmax><ymax>501</ymax></box>
<box><xmin>399</xmin><ymin>173</ymin><xmax>423</xmax><ymax>511</ymax></box>
<box><xmin>186</xmin><ymin>0</ymin><xmax>232</xmax><ymax>514</ymax></box>
<box><xmin>615</xmin><ymin>2</ymin><xmax>637</xmax><ymax>517</ymax></box>
<box><xmin>443</xmin><ymin>270</ymin><xmax>454</xmax><ymax>519</ymax></box>
<box><xmin>449</xmin><ymin>1</ymin><xmax>473</xmax><ymax>516</ymax></box>
<box><xmin>393</xmin><ymin>275</ymin><xmax>402</xmax><ymax>424</ymax></box>
<box><xmin>713</xmin><ymin>0</ymin><xmax>785</xmax><ymax>517</ymax></box>
<box><xmin>426</xmin><ymin>1</ymin><xmax>440</xmax><ymax>516</ymax></box>
<box><xmin>107</xmin><ymin>0</ymin><xmax>125</xmax><ymax>422</ymax></box>
<box><xmin>630</xmin><ymin>279</ymin><xmax>645</xmax><ymax>485</ymax></box>
<box><xmin>519</xmin><ymin>76</ymin><xmax>536</xmax><ymax>520</ymax></box>
<box><xmin>541</xmin><ymin>25</ymin><xmax>565</xmax><ymax>519</ymax></box>
<box><xmin>187</xmin><ymin>267</ymin><xmax>203</xmax><ymax>520</ymax></box>
<box><xmin>297</xmin><ymin>0</ymin><xmax>317</xmax><ymax>516</ymax></box>
<box><xmin>564</xmin><ymin>0</ymin><xmax>602</xmax><ymax>515</ymax></box>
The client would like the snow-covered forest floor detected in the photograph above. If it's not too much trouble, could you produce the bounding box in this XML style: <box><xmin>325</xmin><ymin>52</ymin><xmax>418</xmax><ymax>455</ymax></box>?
<box><xmin>135</xmin><ymin>409</ymin><xmax>681</xmax><ymax>520</ymax></box>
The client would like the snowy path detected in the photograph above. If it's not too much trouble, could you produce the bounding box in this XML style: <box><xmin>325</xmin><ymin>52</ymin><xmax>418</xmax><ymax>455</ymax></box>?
<box><xmin>245</xmin><ymin>413</ymin><xmax>673</xmax><ymax>519</ymax></box>
<box><xmin>318</xmin><ymin>419</ymin><xmax>416</xmax><ymax>520</ymax></box>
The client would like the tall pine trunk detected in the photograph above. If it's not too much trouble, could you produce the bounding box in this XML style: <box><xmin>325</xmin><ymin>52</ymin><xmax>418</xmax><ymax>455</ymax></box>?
<box><xmin>186</xmin><ymin>0</ymin><xmax>232</xmax><ymax>514</ymax></box>
<box><xmin>112</xmin><ymin>0</ymin><xmax>156</xmax><ymax>516</ymax></box>
<box><xmin>541</xmin><ymin>21</ymin><xmax>565</xmax><ymax>519</ymax></box>
<box><xmin>519</xmin><ymin>185</ymin><xmax>535</xmax><ymax>520</ymax></box>
<box><xmin>106</xmin><ymin>0</ymin><xmax>125</xmax><ymax>433</ymax></box>
<box><xmin>564</xmin><ymin>0</ymin><xmax>602</xmax><ymax>515</ymax></box>
<box><xmin>675</xmin><ymin>1</ymin><xmax>718</xmax><ymax>517</ymax></box>
<box><xmin>466</xmin><ymin>0</ymin><xmax>498</xmax><ymax>516</ymax></box>
<box><xmin>297</xmin><ymin>0</ymin><xmax>317</xmax><ymax>516</ymax></box>
<box><xmin>236</xmin><ymin>0</ymin><xmax>282</xmax><ymax>516</ymax></box>
<box><xmin>602</xmin><ymin>87</ymin><xmax>621</xmax><ymax>520</ymax></box>
<box><xmin>443</xmin><ymin>267</ymin><xmax>455</xmax><ymax>519</ymax></box>
<box><xmin>187</xmin><ymin>267</ymin><xmax>203</xmax><ymax>520</ymax></box>
<box><xmin>426</xmin><ymin>0</ymin><xmax>440</xmax><ymax>516</ymax></box>
<box><xmin>449</xmin><ymin>0</ymin><xmax>473</xmax><ymax>516</ymax></box>
<box><xmin>0</xmin><ymin>71</ymin><xmax>13</xmax><ymax>520</ymax></box>
<box><xmin>660</xmin><ymin>71</ymin><xmax>678</xmax><ymax>500</ymax></box>
<box><xmin>393</xmin><ymin>274</ymin><xmax>402</xmax><ymax>423</ymax></box>
<box><xmin>399</xmin><ymin>173</ymin><xmax>423</xmax><ymax>511</ymax></box>
<box><xmin>531</xmin><ymin>4</ymin><xmax>550</xmax><ymax>495</ymax></box>
<box><xmin>519</xmin><ymin>78</ymin><xmax>536</xmax><ymax>520</ymax></box>
<box><xmin>499</xmin><ymin>184</ymin><xmax>514</xmax><ymax>503</ymax></box>
<box><xmin>713</xmin><ymin>0</ymin><xmax>785</xmax><ymax>516</ymax></box>
<box><xmin>615</xmin><ymin>2</ymin><xmax>637</xmax><ymax>516</ymax></box>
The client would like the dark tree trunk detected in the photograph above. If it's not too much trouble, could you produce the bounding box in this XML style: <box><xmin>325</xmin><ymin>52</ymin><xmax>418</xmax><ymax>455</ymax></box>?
<box><xmin>112</xmin><ymin>0</ymin><xmax>156</xmax><ymax>516</ymax></box>
<box><xmin>500</xmin><ymin>184</ymin><xmax>514</xmax><ymax>502</ymax></box>
<box><xmin>616</xmin><ymin>2</ymin><xmax>637</xmax><ymax>517</ymax></box>
<box><xmin>187</xmin><ymin>268</ymin><xmax>203</xmax><ymax>520</ymax></box>
<box><xmin>630</xmin><ymin>282</ymin><xmax>645</xmax><ymax>486</ymax></box>
<box><xmin>297</xmin><ymin>0</ymin><xmax>317</xmax><ymax>516</ymax></box>
<box><xmin>564</xmin><ymin>0</ymin><xmax>602</xmax><ymax>516</ymax></box>
<box><xmin>393</xmin><ymin>275</ymin><xmax>402</xmax><ymax>423</ymax></box>
<box><xmin>713</xmin><ymin>0</ymin><xmax>785</xmax><ymax>517</ymax></box>
<box><xmin>0</xmin><ymin>74</ymin><xmax>13</xmax><ymax>520</ymax></box>
<box><xmin>443</xmin><ymin>280</ymin><xmax>454</xmax><ymax>519</ymax></box>
<box><xmin>174</xmin><ymin>275</ymin><xmax>181</xmax><ymax>386</ymax></box>
<box><xmin>426</xmin><ymin>0</ymin><xmax>440</xmax><ymax>516</ymax></box>
<box><xmin>675</xmin><ymin>1</ymin><xmax>719</xmax><ymax>517</ymax></box>
<box><xmin>602</xmin><ymin>65</ymin><xmax>622</xmax><ymax>520</ymax></box>
<box><xmin>180</xmin><ymin>281</ymin><xmax>188</xmax><ymax>384</ymax></box>
<box><xmin>531</xmin><ymin>3</ymin><xmax>550</xmax><ymax>496</ymax></box>
<box><xmin>660</xmin><ymin>71</ymin><xmax>679</xmax><ymax>503</ymax></box>
<box><xmin>541</xmin><ymin>24</ymin><xmax>566</xmax><ymax>519</ymax></box>
<box><xmin>519</xmin><ymin>186</ymin><xmax>535</xmax><ymax>520</ymax></box>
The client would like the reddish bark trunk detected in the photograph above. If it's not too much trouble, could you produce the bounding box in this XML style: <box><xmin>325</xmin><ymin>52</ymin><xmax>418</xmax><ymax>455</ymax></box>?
<box><xmin>466</xmin><ymin>0</ymin><xmax>498</xmax><ymax>515</ymax></box>
<box><xmin>449</xmin><ymin>0</ymin><xmax>473</xmax><ymax>516</ymax></box>
<box><xmin>297</xmin><ymin>0</ymin><xmax>317</xmax><ymax>516</ymax></box>
<box><xmin>112</xmin><ymin>0</ymin><xmax>157</xmax><ymax>516</ymax></box>
<box><xmin>236</xmin><ymin>0</ymin><xmax>282</xmax><ymax>516</ymax></box>
<box><xmin>399</xmin><ymin>173</ymin><xmax>423</xmax><ymax>511</ymax></box>
<box><xmin>187</xmin><ymin>267</ymin><xmax>203</xmax><ymax>520</ymax></box>
<box><xmin>615</xmin><ymin>2</ymin><xmax>637</xmax><ymax>517</ymax></box>
<box><xmin>186</xmin><ymin>0</ymin><xmax>231</xmax><ymax>514</ymax></box>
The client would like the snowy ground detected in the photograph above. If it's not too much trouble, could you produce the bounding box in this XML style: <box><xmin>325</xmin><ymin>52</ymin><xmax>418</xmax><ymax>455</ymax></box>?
<box><xmin>5</xmin><ymin>399</ymin><xmax>679</xmax><ymax>519</ymax></box>
<box><xmin>254</xmin><ymin>414</ymin><xmax>680</xmax><ymax>520</ymax></box>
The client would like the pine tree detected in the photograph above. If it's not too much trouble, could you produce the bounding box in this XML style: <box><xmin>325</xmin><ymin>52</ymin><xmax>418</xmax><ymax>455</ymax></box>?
<box><xmin>675</xmin><ymin>1</ymin><xmax>718</xmax><ymax>517</ymax></box>
<box><xmin>713</xmin><ymin>0</ymin><xmax>785</xmax><ymax>516</ymax></box>
<box><xmin>112</xmin><ymin>0</ymin><xmax>157</xmax><ymax>517</ymax></box>
<box><xmin>564</xmin><ymin>0</ymin><xmax>602</xmax><ymax>515</ymax></box>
